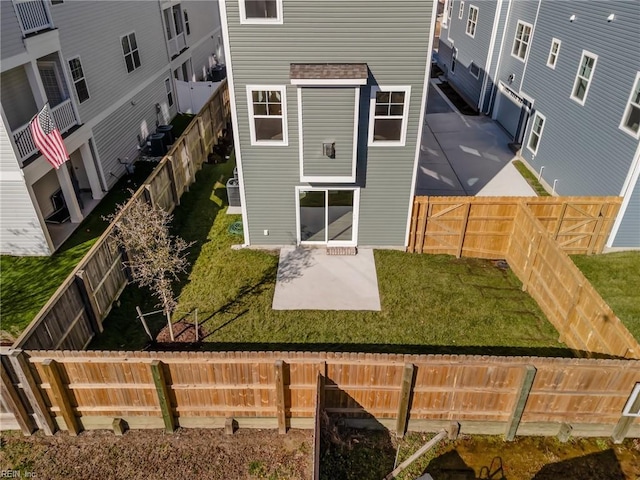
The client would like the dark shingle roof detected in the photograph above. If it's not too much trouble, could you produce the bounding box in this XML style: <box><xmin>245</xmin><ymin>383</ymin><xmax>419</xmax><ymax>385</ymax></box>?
<box><xmin>290</xmin><ymin>63</ymin><xmax>368</xmax><ymax>81</ymax></box>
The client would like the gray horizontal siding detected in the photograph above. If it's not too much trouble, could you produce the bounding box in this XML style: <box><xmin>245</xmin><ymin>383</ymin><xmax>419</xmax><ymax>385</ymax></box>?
<box><xmin>1</xmin><ymin>66</ymin><xmax>37</xmax><ymax>130</ymax></box>
<box><xmin>612</xmin><ymin>177</ymin><xmax>639</xmax><ymax>248</ymax></box>
<box><xmin>0</xmin><ymin>0</ymin><xmax>27</xmax><ymax>61</ymax></box>
<box><xmin>302</xmin><ymin>87</ymin><xmax>355</xmax><ymax>178</ymax></box>
<box><xmin>520</xmin><ymin>0</ymin><xmax>640</xmax><ymax>197</ymax></box>
<box><xmin>225</xmin><ymin>0</ymin><xmax>433</xmax><ymax>246</ymax></box>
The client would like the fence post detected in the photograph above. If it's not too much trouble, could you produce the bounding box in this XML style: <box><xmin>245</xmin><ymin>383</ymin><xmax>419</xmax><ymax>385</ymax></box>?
<box><xmin>505</xmin><ymin>365</ymin><xmax>536</xmax><ymax>441</ymax></box>
<box><xmin>275</xmin><ymin>360</ymin><xmax>287</xmax><ymax>434</ymax></box>
<box><xmin>75</xmin><ymin>269</ymin><xmax>103</xmax><ymax>333</ymax></box>
<box><xmin>552</xmin><ymin>202</ymin><xmax>568</xmax><ymax>241</ymax></box>
<box><xmin>395</xmin><ymin>363</ymin><xmax>415</xmax><ymax>438</ymax></box>
<box><xmin>587</xmin><ymin>205</ymin><xmax>606</xmax><ymax>255</ymax></box>
<box><xmin>0</xmin><ymin>361</ymin><xmax>36</xmax><ymax>435</ymax></box>
<box><xmin>166</xmin><ymin>156</ymin><xmax>181</xmax><ymax>207</ymax></box>
<box><xmin>41</xmin><ymin>359</ymin><xmax>80</xmax><ymax>436</ymax></box>
<box><xmin>611</xmin><ymin>415</ymin><xmax>634</xmax><ymax>444</ymax></box>
<box><xmin>8</xmin><ymin>349</ymin><xmax>56</xmax><ymax>435</ymax></box>
<box><xmin>521</xmin><ymin>232</ymin><xmax>542</xmax><ymax>292</ymax></box>
<box><xmin>144</xmin><ymin>184</ymin><xmax>156</xmax><ymax>209</ymax></box>
<box><xmin>150</xmin><ymin>360</ymin><xmax>175</xmax><ymax>433</ymax></box>
<box><xmin>416</xmin><ymin>199</ymin><xmax>429</xmax><ymax>254</ymax></box>
<box><xmin>457</xmin><ymin>203</ymin><xmax>471</xmax><ymax>258</ymax></box>
<box><xmin>196</xmin><ymin>116</ymin><xmax>207</xmax><ymax>166</ymax></box>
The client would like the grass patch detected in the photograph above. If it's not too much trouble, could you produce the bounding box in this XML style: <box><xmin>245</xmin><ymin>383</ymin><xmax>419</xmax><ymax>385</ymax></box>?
<box><xmin>170</xmin><ymin>113</ymin><xmax>196</xmax><ymax>138</ymax></box>
<box><xmin>91</xmin><ymin>160</ymin><xmax>569</xmax><ymax>356</ymax></box>
<box><xmin>513</xmin><ymin>160</ymin><xmax>549</xmax><ymax>196</ymax></box>
<box><xmin>0</xmin><ymin>162</ymin><xmax>155</xmax><ymax>340</ymax></box>
<box><xmin>571</xmin><ymin>252</ymin><xmax>640</xmax><ymax>341</ymax></box>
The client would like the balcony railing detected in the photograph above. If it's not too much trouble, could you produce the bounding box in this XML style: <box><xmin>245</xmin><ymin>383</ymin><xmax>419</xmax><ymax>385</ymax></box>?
<box><xmin>12</xmin><ymin>100</ymin><xmax>78</xmax><ymax>162</ymax></box>
<box><xmin>168</xmin><ymin>32</ymin><xmax>187</xmax><ymax>59</ymax></box>
<box><xmin>13</xmin><ymin>0</ymin><xmax>54</xmax><ymax>36</ymax></box>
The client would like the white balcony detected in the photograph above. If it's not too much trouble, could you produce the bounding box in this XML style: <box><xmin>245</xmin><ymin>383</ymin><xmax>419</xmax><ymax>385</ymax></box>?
<box><xmin>13</xmin><ymin>0</ymin><xmax>54</xmax><ymax>36</ymax></box>
<box><xmin>11</xmin><ymin>100</ymin><xmax>78</xmax><ymax>163</ymax></box>
<box><xmin>168</xmin><ymin>32</ymin><xmax>187</xmax><ymax>59</ymax></box>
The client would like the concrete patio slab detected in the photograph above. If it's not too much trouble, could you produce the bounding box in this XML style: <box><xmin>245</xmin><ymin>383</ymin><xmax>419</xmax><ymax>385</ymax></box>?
<box><xmin>272</xmin><ymin>247</ymin><xmax>381</xmax><ymax>311</ymax></box>
<box><xmin>477</xmin><ymin>162</ymin><xmax>536</xmax><ymax>196</ymax></box>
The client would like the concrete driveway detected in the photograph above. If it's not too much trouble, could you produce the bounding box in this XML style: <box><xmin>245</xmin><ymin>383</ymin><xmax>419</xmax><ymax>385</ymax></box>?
<box><xmin>416</xmin><ymin>82</ymin><xmax>535</xmax><ymax>197</ymax></box>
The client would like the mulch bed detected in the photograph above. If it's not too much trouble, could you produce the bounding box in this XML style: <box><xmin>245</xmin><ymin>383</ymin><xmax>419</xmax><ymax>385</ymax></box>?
<box><xmin>436</xmin><ymin>82</ymin><xmax>479</xmax><ymax>116</ymax></box>
<box><xmin>155</xmin><ymin>319</ymin><xmax>203</xmax><ymax>345</ymax></box>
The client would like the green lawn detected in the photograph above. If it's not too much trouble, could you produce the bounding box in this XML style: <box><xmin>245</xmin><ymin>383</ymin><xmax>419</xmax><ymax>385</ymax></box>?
<box><xmin>0</xmin><ymin>162</ymin><xmax>155</xmax><ymax>341</ymax></box>
<box><xmin>90</xmin><ymin>161</ymin><xmax>569</xmax><ymax>356</ymax></box>
<box><xmin>571</xmin><ymin>252</ymin><xmax>640</xmax><ymax>341</ymax></box>
<box><xmin>513</xmin><ymin>160</ymin><xmax>550</xmax><ymax>196</ymax></box>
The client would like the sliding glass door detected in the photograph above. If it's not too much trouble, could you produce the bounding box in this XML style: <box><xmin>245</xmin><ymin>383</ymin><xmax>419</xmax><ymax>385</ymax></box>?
<box><xmin>298</xmin><ymin>188</ymin><xmax>358</xmax><ymax>245</ymax></box>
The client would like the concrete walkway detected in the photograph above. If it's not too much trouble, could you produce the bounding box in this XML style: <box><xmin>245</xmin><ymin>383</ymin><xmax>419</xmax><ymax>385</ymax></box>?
<box><xmin>416</xmin><ymin>82</ymin><xmax>535</xmax><ymax>197</ymax></box>
<box><xmin>272</xmin><ymin>247</ymin><xmax>381</xmax><ymax>311</ymax></box>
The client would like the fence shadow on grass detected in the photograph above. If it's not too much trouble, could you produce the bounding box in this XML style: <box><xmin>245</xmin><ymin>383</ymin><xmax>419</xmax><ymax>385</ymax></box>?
<box><xmin>424</xmin><ymin>450</ymin><xmax>478</xmax><ymax>479</ymax></box>
<box><xmin>531</xmin><ymin>449</ymin><xmax>627</xmax><ymax>480</ymax></box>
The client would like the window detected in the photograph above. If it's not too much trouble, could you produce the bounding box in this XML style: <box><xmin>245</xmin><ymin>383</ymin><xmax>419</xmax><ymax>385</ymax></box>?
<box><xmin>571</xmin><ymin>51</ymin><xmax>597</xmax><ymax>105</ymax></box>
<box><xmin>165</xmin><ymin>78</ymin><xmax>173</xmax><ymax>107</ymax></box>
<box><xmin>451</xmin><ymin>48</ymin><xmax>458</xmax><ymax>74</ymax></box>
<box><xmin>466</xmin><ymin>5</ymin><xmax>478</xmax><ymax>37</ymax></box>
<box><xmin>184</xmin><ymin>10</ymin><xmax>190</xmax><ymax>35</ymax></box>
<box><xmin>620</xmin><ymin>72</ymin><xmax>640</xmax><ymax>138</ymax></box>
<box><xmin>368</xmin><ymin>86</ymin><xmax>411</xmax><ymax>146</ymax></box>
<box><xmin>240</xmin><ymin>0</ymin><xmax>282</xmax><ymax>24</ymax></box>
<box><xmin>51</xmin><ymin>0</ymin><xmax>63</xmax><ymax>4</ymax></box>
<box><xmin>547</xmin><ymin>38</ymin><xmax>561</xmax><ymax>69</ymax></box>
<box><xmin>447</xmin><ymin>0</ymin><xmax>454</xmax><ymax>23</ymax></box>
<box><xmin>469</xmin><ymin>62</ymin><xmax>480</xmax><ymax>79</ymax></box>
<box><xmin>458</xmin><ymin>1</ymin><xmax>464</xmax><ymax>19</ymax></box>
<box><xmin>121</xmin><ymin>32</ymin><xmax>141</xmax><ymax>73</ymax></box>
<box><xmin>247</xmin><ymin>86</ymin><xmax>287</xmax><ymax>145</ymax></box>
<box><xmin>527</xmin><ymin>112</ymin><xmax>545</xmax><ymax>154</ymax></box>
<box><xmin>623</xmin><ymin>383</ymin><xmax>640</xmax><ymax>417</ymax></box>
<box><xmin>512</xmin><ymin>21</ymin><xmax>532</xmax><ymax>61</ymax></box>
<box><xmin>68</xmin><ymin>56</ymin><xmax>89</xmax><ymax>103</ymax></box>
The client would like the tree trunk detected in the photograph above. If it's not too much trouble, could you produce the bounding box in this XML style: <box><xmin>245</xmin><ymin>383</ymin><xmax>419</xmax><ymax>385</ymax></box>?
<box><xmin>161</xmin><ymin>291</ymin><xmax>175</xmax><ymax>341</ymax></box>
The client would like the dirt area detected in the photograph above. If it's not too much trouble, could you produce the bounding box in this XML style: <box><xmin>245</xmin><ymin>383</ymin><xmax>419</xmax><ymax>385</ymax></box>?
<box><xmin>436</xmin><ymin>82</ymin><xmax>479</xmax><ymax>116</ymax></box>
<box><xmin>0</xmin><ymin>428</ymin><xmax>312</xmax><ymax>480</ymax></box>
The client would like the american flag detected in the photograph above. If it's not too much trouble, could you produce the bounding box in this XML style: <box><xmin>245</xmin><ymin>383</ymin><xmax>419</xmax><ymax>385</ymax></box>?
<box><xmin>30</xmin><ymin>104</ymin><xmax>69</xmax><ymax>169</ymax></box>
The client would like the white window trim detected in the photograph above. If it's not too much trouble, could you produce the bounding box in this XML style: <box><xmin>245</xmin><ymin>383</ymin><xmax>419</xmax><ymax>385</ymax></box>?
<box><xmin>443</xmin><ymin>0</ymin><xmax>453</xmax><ymax>28</ymax></box>
<box><xmin>570</xmin><ymin>50</ymin><xmax>598</xmax><ymax>106</ymax></box>
<box><xmin>246</xmin><ymin>85</ymin><xmax>288</xmax><ymax>146</ymax></box>
<box><xmin>368</xmin><ymin>86</ymin><xmax>411</xmax><ymax>147</ymax></box>
<box><xmin>67</xmin><ymin>55</ymin><xmax>90</xmax><ymax>103</ymax></box>
<box><xmin>466</xmin><ymin>5</ymin><xmax>478</xmax><ymax>38</ymax></box>
<box><xmin>546</xmin><ymin>38</ymin><xmax>561</xmax><ymax>69</ymax></box>
<box><xmin>298</xmin><ymin>87</ymin><xmax>358</xmax><ymax>183</ymax></box>
<box><xmin>619</xmin><ymin>71</ymin><xmax>640</xmax><ymax>139</ymax></box>
<box><xmin>526</xmin><ymin>111</ymin><xmax>546</xmax><ymax>155</ymax></box>
<box><xmin>458</xmin><ymin>1</ymin><xmax>465</xmax><ymax>19</ymax></box>
<box><xmin>120</xmin><ymin>31</ymin><xmax>141</xmax><ymax>73</ymax></box>
<box><xmin>295</xmin><ymin>186</ymin><xmax>360</xmax><ymax>246</ymax></box>
<box><xmin>469</xmin><ymin>62</ymin><xmax>480</xmax><ymax>79</ymax></box>
<box><xmin>623</xmin><ymin>383</ymin><xmax>640</xmax><ymax>417</ymax></box>
<box><xmin>511</xmin><ymin>20</ymin><xmax>533</xmax><ymax>62</ymax></box>
<box><xmin>239</xmin><ymin>0</ymin><xmax>283</xmax><ymax>25</ymax></box>
<box><xmin>165</xmin><ymin>78</ymin><xmax>174</xmax><ymax>107</ymax></box>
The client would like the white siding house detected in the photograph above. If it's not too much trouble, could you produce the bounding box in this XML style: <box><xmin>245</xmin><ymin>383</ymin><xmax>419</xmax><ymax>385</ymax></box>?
<box><xmin>0</xmin><ymin>0</ymin><xmax>223</xmax><ymax>256</ymax></box>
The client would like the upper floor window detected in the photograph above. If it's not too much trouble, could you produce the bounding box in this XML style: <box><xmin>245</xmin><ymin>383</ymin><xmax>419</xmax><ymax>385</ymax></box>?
<box><xmin>121</xmin><ymin>32</ymin><xmax>141</xmax><ymax>73</ymax></box>
<box><xmin>466</xmin><ymin>5</ymin><xmax>478</xmax><ymax>37</ymax></box>
<box><xmin>247</xmin><ymin>86</ymin><xmax>288</xmax><ymax>145</ymax></box>
<box><xmin>368</xmin><ymin>86</ymin><xmax>411</xmax><ymax>146</ymax></box>
<box><xmin>620</xmin><ymin>72</ymin><xmax>640</xmax><ymax>138</ymax></box>
<box><xmin>547</xmin><ymin>38</ymin><xmax>561</xmax><ymax>69</ymax></box>
<box><xmin>68</xmin><ymin>56</ymin><xmax>89</xmax><ymax>103</ymax></box>
<box><xmin>184</xmin><ymin>10</ymin><xmax>190</xmax><ymax>35</ymax></box>
<box><xmin>512</xmin><ymin>21</ymin><xmax>532</xmax><ymax>61</ymax></box>
<box><xmin>571</xmin><ymin>51</ymin><xmax>597</xmax><ymax>105</ymax></box>
<box><xmin>458</xmin><ymin>1</ymin><xmax>465</xmax><ymax>19</ymax></box>
<box><xmin>240</xmin><ymin>0</ymin><xmax>283</xmax><ymax>24</ymax></box>
<box><xmin>165</xmin><ymin>78</ymin><xmax>174</xmax><ymax>107</ymax></box>
<box><xmin>527</xmin><ymin>112</ymin><xmax>545</xmax><ymax>155</ymax></box>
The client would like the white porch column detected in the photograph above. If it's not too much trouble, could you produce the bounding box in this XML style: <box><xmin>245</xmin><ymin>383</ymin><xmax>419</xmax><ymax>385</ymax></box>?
<box><xmin>55</xmin><ymin>165</ymin><xmax>82</xmax><ymax>223</ymax></box>
<box><xmin>79</xmin><ymin>142</ymin><xmax>104</xmax><ymax>200</ymax></box>
<box><xmin>24</xmin><ymin>60</ymin><xmax>47</xmax><ymax>108</ymax></box>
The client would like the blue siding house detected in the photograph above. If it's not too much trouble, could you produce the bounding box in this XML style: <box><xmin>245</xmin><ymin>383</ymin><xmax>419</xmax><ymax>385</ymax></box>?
<box><xmin>219</xmin><ymin>0</ymin><xmax>436</xmax><ymax>248</ymax></box>
<box><xmin>438</xmin><ymin>0</ymin><xmax>640</xmax><ymax>248</ymax></box>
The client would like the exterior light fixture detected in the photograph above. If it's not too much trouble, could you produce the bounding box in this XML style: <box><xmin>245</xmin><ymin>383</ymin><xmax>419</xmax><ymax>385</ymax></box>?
<box><xmin>323</xmin><ymin>142</ymin><xmax>336</xmax><ymax>159</ymax></box>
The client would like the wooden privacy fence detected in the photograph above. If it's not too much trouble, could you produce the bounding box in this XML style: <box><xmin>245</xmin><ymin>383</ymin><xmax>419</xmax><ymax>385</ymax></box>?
<box><xmin>11</xmin><ymin>81</ymin><xmax>230</xmax><ymax>352</ymax></box>
<box><xmin>2</xmin><ymin>350</ymin><xmax>639</xmax><ymax>442</ymax></box>
<box><xmin>407</xmin><ymin>196</ymin><xmax>640</xmax><ymax>360</ymax></box>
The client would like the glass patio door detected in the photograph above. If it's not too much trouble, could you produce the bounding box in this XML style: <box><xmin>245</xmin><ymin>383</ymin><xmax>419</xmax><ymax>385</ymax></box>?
<box><xmin>298</xmin><ymin>188</ymin><xmax>357</xmax><ymax>245</ymax></box>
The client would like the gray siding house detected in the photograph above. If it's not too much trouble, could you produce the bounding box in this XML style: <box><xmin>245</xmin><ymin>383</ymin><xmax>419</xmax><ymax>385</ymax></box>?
<box><xmin>220</xmin><ymin>0</ymin><xmax>435</xmax><ymax>248</ymax></box>
<box><xmin>1</xmin><ymin>0</ymin><xmax>223</xmax><ymax>255</ymax></box>
<box><xmin>437</xmin><ymin>0</ymin><xmax>640</xmax><ymax>248</ymax></box>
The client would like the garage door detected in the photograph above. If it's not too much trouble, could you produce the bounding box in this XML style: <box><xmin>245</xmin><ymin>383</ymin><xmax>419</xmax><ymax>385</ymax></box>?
<box><xmin>494</xmin><ymin>88</ymin><xmax>523</xmax><ymax>139</ymax></box>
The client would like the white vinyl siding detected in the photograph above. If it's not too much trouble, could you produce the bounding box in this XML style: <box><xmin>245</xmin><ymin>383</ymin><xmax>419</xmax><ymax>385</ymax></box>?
<box><xmin>547</xmin><ymin>38</ymin><xmax>561</xmax><ymax>69</ymax></box>
<box><xmin>571</xmin><ymin>51</ymin><xmax>597</xmax><ymax>105</ymax></box>
<box><xmin>620</xmin><ymin>72</ymin><xmax>640</xmax><ymax>138</ymax></box>
<box><xmin>512</xmin><ymin>21</ymin><xmax>532</xmax><ymax>61</ymax></box>
<box><xmin>368</xmin><ymin>86</ymin><xmax>411</xmax><ymax>147</ymax></box>
<box><xmin>458</xmin><ymin>1</ymin><xmax>464</xmax><ymax>19</ymax></box>
<box><xmin>246</xmin><ymin>86</ymin><xmax>288</xmax><ymax>146</ymax></box>
<box><xmin>239</xmin><ymin>0</ymin><xmax>283</xmax><ymax>24</ymax></box>
<box><xmin>466</xmin><ymin>5</ymin><xmax>478</xmax><ymax>38</ymax></box>
<box><xmin>527</xmin><ymin>112</ymin><xmax>545</xmax><ymax>155</ymax></box>
<box><xmin>121</xmin><ymin>32</ymin><xmax>141</xmax><ymax>73</ymax></box>
<box><xmin>67</xmin><ymin>56</ymin><xmax>89</xmax><ymax>103</ymax></box>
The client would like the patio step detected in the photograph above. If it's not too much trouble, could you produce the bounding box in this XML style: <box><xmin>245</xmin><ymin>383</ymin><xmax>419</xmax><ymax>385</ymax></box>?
<box><xmin>326</xmin><ymin>246</ymin><xmax>358</xmax><ymax>256</ymax></box>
